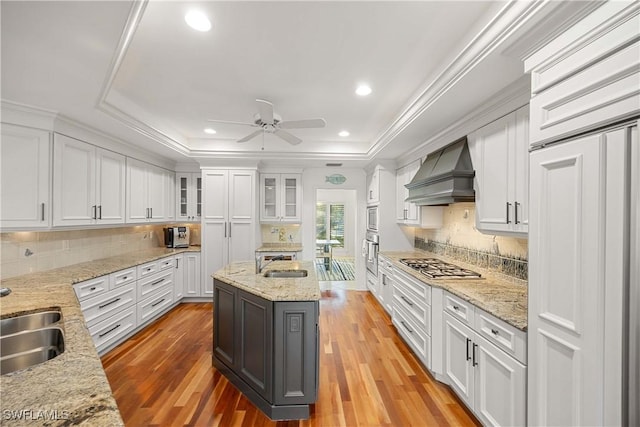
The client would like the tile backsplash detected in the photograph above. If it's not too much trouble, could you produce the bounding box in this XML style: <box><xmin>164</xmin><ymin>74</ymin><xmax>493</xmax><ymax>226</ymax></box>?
<box><xmin>0</xmin><ymin>224</ymin><xmax>201</xmax><ymax>279</ymax></box>
<box><xmin>260</xmin><ymin>224</ymin><xmax>301</xmax><ymax>244</ymax></box>
<box><xmin>415</xmin><ymin>203</ymin><xmax>528</xmax><ymax>280</ymax></box>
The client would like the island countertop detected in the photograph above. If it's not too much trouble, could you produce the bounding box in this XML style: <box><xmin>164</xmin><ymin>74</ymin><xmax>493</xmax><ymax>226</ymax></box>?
<box><xmin>213</xmin><ymin>260</ymin><xmax>320</xmax><ymax>301</ymax></box>
<box><xmin>380</xmin><ymin>250</ymin><xmax>527</xmax><ymax>332</ymax></box>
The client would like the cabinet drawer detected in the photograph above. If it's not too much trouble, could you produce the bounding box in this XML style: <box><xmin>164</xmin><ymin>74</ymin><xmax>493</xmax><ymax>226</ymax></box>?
<box><xmin>395</xmin><ymin>269</ymin><xmax>431</xmax><ymax>305</ymax></box>
<box><xmin>137</xmin><ymin>260</ymin><xmax>160</xmax><ymax>278</ymax></box>
<box><xmin>138</xmin><ymin>269</ymin><xmax>174</xmax><ymax>300</ymax></box>
<box><xmin>137</xmin><ymin>285</ymin><xmax>174</xmax><ymax>325</ymax></box>
<box><xmin>444</xmin><ymin>292</ymin><xmax>475</xmax><ymax>327</ymax></box>
<box><xmin>158</xmin><ymin>256</ymin><xmax>175</xmax><ymax>271</ymax></box>
<box><xmin>393</xmin><ymin>303</ymin><xmax>431</xmax><ymax>369</ymax></box>
<box><xmin>530</xmin><ymin>39</ymin><xmax>640</xmax><ymax>146</ymax></box>
<box><xmin>392</xmin><ymin>285</ymin><xmax>431</xmax><ymax>335</ymax></box>
<box><xmin>73</xmin><ymin>275</ymin><xmax>109</xmax><ymax>301</ymax></box>
<box><xmin>88</xmin><ymin>306</ymin><xmax>137</xmax><ymax>354</ymax></box>
<box><xmin>475</xmin><ymin>308</ymin><xmax>527</xmax><ymax>364</ymax></box>
<box><xmin>110</xmin><ymin>268</ymin><xmax>136</xmax><ymax>289</ymax></box>
<box><xmin>80</xmin><ymin>283</ymin><xmax>136</xmax><ymax>327</ymax></box>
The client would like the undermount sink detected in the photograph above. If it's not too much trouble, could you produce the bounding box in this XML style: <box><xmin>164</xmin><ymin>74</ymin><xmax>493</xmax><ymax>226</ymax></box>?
<box><xmin>263</xmin><ymin>269</ymin><xmax>308</xmax><ymax>278</ymax></box>
<box><xmin>1</xmin><ymin>309</ymin><xmax>65</xmax><ymax>375</ymax></box>
<box><xmin>1</xmin><ymin>309</ymin><xmax>62</xmax><ymax>336</ymax></box>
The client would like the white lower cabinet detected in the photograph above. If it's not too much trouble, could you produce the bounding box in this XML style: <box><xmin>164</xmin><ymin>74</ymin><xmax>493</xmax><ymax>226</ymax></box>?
<box><xmin>88</xmin><ymin>306</ymin><xmax>137</xmax><ymax>354</ymax></box>
<box><xmin>183</xmin><ymin>252</ymin><xmax>203</xmax><ymax>297</ymax></box>
<box><xmin>443</xmin><ymin>291</ymin><xmax>527</xmax><ymax>427</ymax></box>
<box><xmin>136</xmin><ymin>283</ymin><xmax>174</xmax><ymax>325</ymax></box>
<box><xmin>173</xmin><ymin>254</ymin><xmax>184</xmax><ymax>301</ymax></box>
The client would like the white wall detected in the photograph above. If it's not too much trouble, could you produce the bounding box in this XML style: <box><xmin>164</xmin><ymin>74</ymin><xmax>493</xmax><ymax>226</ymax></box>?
<box><xmin>302</xmin><ymin>168</ymin><xmax>366</xmax><ymax>290</ymax></box>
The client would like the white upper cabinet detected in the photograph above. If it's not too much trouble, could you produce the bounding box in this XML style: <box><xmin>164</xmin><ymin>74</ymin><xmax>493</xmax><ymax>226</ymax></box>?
<box><xmin>126</xmin><ymin>158</ymin><xmax>173</xmax><ymax>223</ymax></box>
<box><xmin>53</xmin><ymin>134</ymin><xmax>126</xmax><ymax>226</ymax></box>
<box><xmin>367</xmin><ymin>167</ymin><xmax>380</xmax><ymax>205</ymax></box>
<box><xmin>259</xmin><ymin>173</ymin><xmax>301</xmax><ymax>223</ymax></box>
<box><xmin>395</xmin><ymin>159</ymin><xmax>421</xmax><ymax>225</ymax></box>
<box><xmin>0</xmin><ymin>124</ymin><xmax>51</xmax><ymax>229</ymax></box>
<box><xmin>469</xmin><ymin>105</ymin><xmax>529</xmax><ymax>236</ymax></box>
<box><xmin>176</xmin><ymin>173</ymin><xmax>202</xmax><ymax>221</ymax></box>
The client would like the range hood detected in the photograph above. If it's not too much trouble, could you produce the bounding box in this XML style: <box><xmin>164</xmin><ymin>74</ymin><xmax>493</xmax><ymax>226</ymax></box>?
<box><xmin>405</xmin><ymin>136</ymin><xmax>475</xmax><ymax>206</ymax></box>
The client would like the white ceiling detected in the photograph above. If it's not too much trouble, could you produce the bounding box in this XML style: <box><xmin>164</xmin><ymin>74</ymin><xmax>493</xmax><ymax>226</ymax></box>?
<box><xmin>1</xmin><ymin>1</ymin><xmax>595</xmax><ymax>168</ymax></box>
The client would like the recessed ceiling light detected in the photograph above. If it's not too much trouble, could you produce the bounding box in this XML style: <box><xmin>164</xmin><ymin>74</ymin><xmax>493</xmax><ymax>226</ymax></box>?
<box><xmin>204</xmin><ymin>128</ymin><xmax>216</xmax><ymax>134</ymax></box>
<box><xmin>185</xmin><ymin>10</ymin><xmax>211</xmax><ymax>32</ymax></box>
<box><xmin>338</xmin><ymin>130</ymin><xmax>350</xmax><ymax>137</ymax></box>
<box><xmin>355</xmin><ymin>84</ymin><xmax>372</xmax><ymax>96</ymax></box>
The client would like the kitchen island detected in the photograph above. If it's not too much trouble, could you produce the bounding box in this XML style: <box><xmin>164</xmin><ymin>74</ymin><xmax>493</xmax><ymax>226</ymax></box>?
<box><xmin>212</xmin><ymin>260</ymin><xmax>320</xmax><ymax>420</ymax></box>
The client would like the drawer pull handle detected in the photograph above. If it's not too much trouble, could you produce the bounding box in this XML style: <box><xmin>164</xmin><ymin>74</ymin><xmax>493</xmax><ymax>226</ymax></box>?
<box><xmin>146</xmin><ymin>267</ymin><xmax>152</xmax><ymax>272</ymax></box>
<box><xmin>150</xmin><ymin>278</ymin><xmax>164</xmax><ymax>286</ymax></box>
<box><xmin>401</xmin><ymin>296</ymin><xmax>414</xmax><ymax>307</ymax></box>
<box><xmin>400</xmin><ymin>321</ymin><xmax>413</xmax><ymax>334</ymax></box>
<box><xmin>99</xmin><ymin>297</ymin><xmax>121</xmax><ymax>309</ymax></box>
<box><xmin>466</xmin><ymin>338</ymin><xmax>471</xmax><ymax>361</ymax></box>
<box><xmin>90</xmin><ymin>287</ymin><xmax>96</xmax><ymax>291</ymax></box>
<box><xmin>452</xmin><ymin>305</ymin><xmax>460</xmax><ymax>311</ymax></box>
<box><xmin>491</xmin><ymin>328</ymin><xmax>499</xmax><ymax>335</ymax></box>
<box><xmin>472</xmin><ymin>343</ymin><xmax>478</xmax><ymax>366</ymax></box>
<box><xmin>98</xmin><ymin>323</ymin><xmax>121</xmax><ymax>338</ymax></box>
<box><xmin>122</xmin><ymin>276</ymin><xmax>128</xmax><ymax>281</ymax></box>
<box><xmin>151</xmin><ymin>298</ymin><xmax>166</xmax><ymax>307</ymax></box>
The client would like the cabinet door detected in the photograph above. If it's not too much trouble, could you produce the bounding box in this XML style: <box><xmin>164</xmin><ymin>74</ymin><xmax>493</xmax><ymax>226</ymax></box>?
<box><xmin>380</xmin><ymin>268</ymin><xmax>394</xmax><ymax>315</ymax></box>
<box><xmin>473</xmin><ymin>115</ymin><xmax>512</xmax><ymax>232</ymax></box>
<box><xmin>528</xmin><ymin>133</ymin><xmax>606</xmax><ymax>426</ymax></box>
<box><xmin>176</xmin><ymin>173</ymin><xmax>190</xmax><ymax>220</ymax></box>
<box><xmin>184</xmin><ymin>252</ymin><xmax>201</xmax><ymax>297</ymax></box>
<box><xmin>260</xmin><ymin>174</ymin><xmax>279</xmax><ymax>221</ymax></box>
<box><xmin>281</xmin><ymin>174</ymin><xmax>301</xmax><ymax>222</ymax></box>
<box><xmin>474</xmin><ymin>333</ymin><xmax>526</xmax><ymax>427</ymax></box>
<box><xmin>203</xmin><ymin>170</ymin><xmax>228</xmax><ymax>220</ymax></box>
<box><xmin>367</xmin><ymin>168</ymin><xmax>379</xmax><ymax>204</ymax></box>
<box><xmin>229</xmin><ymin>170</ymin><xmax>255</xmax><ymax>220</ymax></box>
<box><xmin>148</xmin><ymin>165</ymin><xmax>166</xmax><ymax>221</ymax></box>
<box><xmin>213</xmin><ymin>279</ymin><xmax>237</xmax><ymax>368</ymax></box>
<box><xmin>127</xmin><ymin>158</ymin><xmax>149</xmax><ymax>223</ymax></box>
<box><xmin>96</xmin><ymin>148</ymin><xmax>126</xmax><ymax>224</ymax></box>
<box><xmin>404</xmin><ymin>160</ymin><xmax>420</xmax><ymax>223</ymax></box>
<box><xmin>513</xmin><ymin>106</ymin><xmax>529</xmax><ymax>231</ymax></box>
<box><xmin>174</xmin><ymin>255</ymin><xmax>184</xmax><ymax>301</ymax></box>
<box><xmin>444</xmin><ymin>313</ymin><xmax>474</xmax><ymax>408</ymax></box>
<box><xmin>238</xmin><ymin>290</ymin><xmax>273</xmax><ymax>402</ymax></box>
<box><xmin>396</xmin><ymin>165</ymin><xmax>408</xmax><ymax>221</ymax></box>
<box><xmin>164</xmin><ymin>169</ymin><xmax>175</xmax><ymax>221</ymax></box>
<box><xmin>274</xmin><ymin>301</ymin><xmax>319</xmax><ymax>405</ymax></box>
<box><xmin>53</xmin><ymin>134</ymin><xmax>96</xmax><ymax>226</ymax></box>
<box><xmin>0</xmin><ymin>124</ymin><xmax>51</xmax><ymax>228</ymax></box>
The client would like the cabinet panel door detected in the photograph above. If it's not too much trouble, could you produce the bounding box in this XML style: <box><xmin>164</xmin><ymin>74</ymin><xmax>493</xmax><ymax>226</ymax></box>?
<box><xmin>260</xmin><ymin>174</ymin><xmax>279</xmax><ymax>221</ymax></box>
<box><xmin>96</xmin><ymin>148</ymin><xmax>125</xmax><ymax>224</ymax></box>
<box><xmin>184</xmin><ymin>252</ymin><xmax>201</xmax><ymax>297</ymax></box>
<box><xmin>203</xmin><ymin>170</ymin><xmax>228</xmax><ymax>220</ymax></box>
<box><xmin>238</xmin><ymin>290</ymin><xmax>273</xmax><ymax>402</ymax></box>
<box><xmin>281</xmin><ymin>174</ymin><xmax>301</xmax><ymax>221</ymax></box>
<box><xmin>0</xmin><ymin>124</ymin><xmax>51</xmax><ymax>228</ymax></box>
<box><xmin>513</xmin><ymin>106</ymin><xmax>529</xmax><ymax>231</ymax></box>
<box><xmin>202</xmin><ymin>221</ymin><xmax>227</xmax><ymax>289</ymax></box>
<box><xmin>213</xmin><ymin>280</ymin><xmax>237</xmax><ymax>368</ymax></box>
<box><xmin>127</xmin><ymin>158</ymin><xmax>149</xmax><ymax>223</ymax></box>
<box><xmin>444</xmin><ymin>313</ymin><xmax>474</xmax><ymax>408</ymax></box>
<box><xmin>528</xmin><ymin>133</ymin><xmax>606</xmax><ymax>426</ymax></box>
<box><xmin>474</xmin><ymin>116</ymin><xmax>511</xmax><ymax>231</ymax></box>
<box><xmin>228</xmin><ymin>221</ymin><xmax>254</xmax><ymax>265</ymax></box>
<box><xmin>148</xmin><ymin>165</ymin><xmax>166</xmax><ymax>221</ymax></box>
<box><xmin>229</xmin><ymin>170</ymin><xmax>255</xmax><ymax>220</ymax></box>
<box><xmin>53</xmin><ymin>134</ymin><xmax>96</xmax><ymax>226</ymax></box>
<box><xmin>474</xmin><ymin>334</ymin><xmax>526</xmax><ymax>427</ymax></box>
<box><xmin>173</xmin><ymin>255</ymin><xmax>184</xmax><ymax>301</ymax></box>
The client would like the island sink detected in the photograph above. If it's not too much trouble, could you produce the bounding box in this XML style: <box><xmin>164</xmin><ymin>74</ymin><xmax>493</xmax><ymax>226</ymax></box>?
<box><xmin>262</xmin><ymin>269</ymin><xmax>308</xmax><ymax>278</ymax></box>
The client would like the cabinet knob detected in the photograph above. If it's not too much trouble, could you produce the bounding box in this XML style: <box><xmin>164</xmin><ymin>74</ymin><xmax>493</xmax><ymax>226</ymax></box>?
<box><xmin>491</xmin><ymin>328</ymin><xmax>499</xmax><ymax>335</ymax></box>
<box><xmin>452</xmin><ymin>305</ymin><xmax>459</xmax><ymax>311</ymax></box>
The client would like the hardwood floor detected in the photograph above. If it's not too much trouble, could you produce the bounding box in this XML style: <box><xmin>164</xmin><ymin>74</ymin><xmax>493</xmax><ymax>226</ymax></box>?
<box><xmin>102</xmin><ymin>290</ymin><xmax>479</xmax><ymax>426</ymax></box>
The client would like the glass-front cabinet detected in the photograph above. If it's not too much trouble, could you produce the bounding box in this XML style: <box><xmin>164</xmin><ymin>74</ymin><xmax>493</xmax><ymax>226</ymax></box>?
<box><xmin>259</xmin><ymin>173</ymin><xmax>302</xmax><ymax>223</ymax></box>
<box><xmin>176</xmin><ymin>172</ymin><xmax>202</xmax><ymax>221</ymax></box>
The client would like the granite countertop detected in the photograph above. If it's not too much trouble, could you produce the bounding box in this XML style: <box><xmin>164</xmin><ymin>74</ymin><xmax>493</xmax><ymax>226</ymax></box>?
<box><xmin>213</xmin><ymin>260</ymin><xmax>320</xmax><ymax>301</ymax></box>
<box><xmin>379</xmin><ymin>250</ymin><xmax>527</xmax><ymax>332</ymax></box>
<box><xmin>255</xmin><ymin>243</ymin><xmax>303</xmax><ymax>253</ymax></box>
<box><xmin>0</xmin><ymin>246</ymin><xmax>201</xmax><ymax>427</ymax></box>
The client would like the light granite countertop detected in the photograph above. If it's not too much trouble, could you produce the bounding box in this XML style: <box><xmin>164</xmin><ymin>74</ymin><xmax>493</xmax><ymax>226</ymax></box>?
<box><xmin>0</xmin><ymin>246</ymin><xmax>200</xmax><ymax>426</ymax></box>
<box><xmin>380</xmin><ymin>249</ymin><xmax>527</xmax><ymax>331</ymax></box>
<box><xmin>213</xmin><ymin>260</ymin><xmax>321</xmax><ymax>301</ymax></box>
<box><xmin>255</xmin><ymin>243</ymin><xmax>303</xmax><ymax>253</ymax></box>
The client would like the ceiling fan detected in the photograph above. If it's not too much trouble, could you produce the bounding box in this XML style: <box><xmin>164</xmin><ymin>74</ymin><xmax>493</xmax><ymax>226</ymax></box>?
<box><xmin>207</xmin><ymin>99</ymin><xmax>326</xmax><ymax>145</ymax></box>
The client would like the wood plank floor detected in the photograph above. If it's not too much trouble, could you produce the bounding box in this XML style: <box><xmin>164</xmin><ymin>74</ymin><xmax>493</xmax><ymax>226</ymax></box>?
<box><xmin>102</xmin><ymin>290</ymin><xmax>480</xmax><ymax>426</ymax></box>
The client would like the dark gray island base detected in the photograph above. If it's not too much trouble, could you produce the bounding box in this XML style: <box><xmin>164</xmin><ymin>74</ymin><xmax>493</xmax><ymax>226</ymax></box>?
<box><xmin>212</xmin><ymin>261</ymin><xmax>320</xmax><ymax>420</ymax></box>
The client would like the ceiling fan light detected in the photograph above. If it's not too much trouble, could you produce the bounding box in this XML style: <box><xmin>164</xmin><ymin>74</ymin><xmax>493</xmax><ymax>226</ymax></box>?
<box><xmin>338</xmin><ymin>130</ymin><xmax>350</xmax><ymax>137</ymax></box>
<box><xmin>185</xmin><ymin>10</ymin><xmax>211</xmax><ymax>32</ymax></box>
<box><xmin>355</xmin><ymin>84</ymin><xmax>372</xmax><ymax>96</ymax></box>
<box><xmin>204</xmin><ymin>128</ymin><xmax>216</xmax><ymax>134</ymax></box>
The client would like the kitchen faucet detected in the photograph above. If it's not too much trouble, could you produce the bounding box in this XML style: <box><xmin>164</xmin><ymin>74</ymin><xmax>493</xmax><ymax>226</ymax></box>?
<box><xmin>256</xmin><ymin>254</ymin><xmax>285</xmax><ymax>274</ymax></box>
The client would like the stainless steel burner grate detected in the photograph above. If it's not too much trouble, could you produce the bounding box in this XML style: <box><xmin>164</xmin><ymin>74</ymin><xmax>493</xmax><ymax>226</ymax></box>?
<box><xmin>399</xmin><ymin>258</ymin><xmax>482</xmax><ymax>279</ymax></box>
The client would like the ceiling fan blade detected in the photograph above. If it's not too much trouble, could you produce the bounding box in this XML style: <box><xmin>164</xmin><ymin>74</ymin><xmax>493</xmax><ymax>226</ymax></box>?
<box><xmin>256</xmin><ymin>99</ymin><xmax>274</xmax><ymax>124</ymax></box>
<box><xmin>237</xmin><ymin>130</ymin><xmax>263</xmax><ymax>143</ymax></box>
<box><xmin>278</xmin><ymin>118</ymin><xmax>327</xmax><ymax>129</ymax></box>
<box><xmin>274</xmin><ymin>129</ymin><xmax>302</xmax><ymax>145</ymax></box>
<box><xmin>207</xmin><ymin>119</ymin><xmax>257</xmax><ymax>127</ymax></box>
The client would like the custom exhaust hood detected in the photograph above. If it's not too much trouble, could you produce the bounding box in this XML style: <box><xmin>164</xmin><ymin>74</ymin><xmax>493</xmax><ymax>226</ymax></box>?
<box><xmin>405</xmin><ymin>136</ymin><xmax>475</xmax><ymax>206</ymax></box>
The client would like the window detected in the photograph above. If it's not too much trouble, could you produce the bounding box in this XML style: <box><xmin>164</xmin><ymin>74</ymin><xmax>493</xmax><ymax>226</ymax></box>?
<box><xmin>316</xmin><ymin>203</ymin><xmax>344</xmax><ymax>247</ymax></box>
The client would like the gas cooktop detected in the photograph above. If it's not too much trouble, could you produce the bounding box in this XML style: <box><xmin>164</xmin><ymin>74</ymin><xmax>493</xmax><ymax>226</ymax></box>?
<box><xmin>399</xmin><ymin>258</ymin><xmax>482</xmax><ymax>280</ymax></box>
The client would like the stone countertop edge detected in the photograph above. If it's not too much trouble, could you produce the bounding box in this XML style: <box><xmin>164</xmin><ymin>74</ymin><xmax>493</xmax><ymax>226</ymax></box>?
<box><xmin>213</xmin><ymin>260</ymin><xmax>321</xmax><ymax>302</ymax></box>
<box><xmin>0</xmin><ymin>246</ymin><xmax>201</xmax><ymax>427</ymax></box>
<box><xmin>255</xmin><ymin>243</ymin><xmax>303</xmax><ymax>252</ymax></box>
<box><xmin>379</xmin><ymin>249</ymin><xmax>528</xmax><ymax>332</ymax></box>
